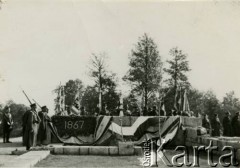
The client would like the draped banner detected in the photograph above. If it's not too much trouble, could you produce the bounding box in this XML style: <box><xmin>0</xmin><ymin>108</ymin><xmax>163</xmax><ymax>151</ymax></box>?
<box><xmin>51</xmin><ymin>116</ymin><xmax>181</xmax><ymax>146</ymax></box>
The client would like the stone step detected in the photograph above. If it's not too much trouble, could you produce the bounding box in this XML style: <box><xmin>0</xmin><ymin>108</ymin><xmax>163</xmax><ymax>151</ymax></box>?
<box><xmin>1</xmin><ymin>150</ymin><xmax>50</xmax><ymax>168</ymax></box>
<box><xmin>52</xmin><ymin>145</ymin><xmax>142</xmax><ymax>156</ymax></box>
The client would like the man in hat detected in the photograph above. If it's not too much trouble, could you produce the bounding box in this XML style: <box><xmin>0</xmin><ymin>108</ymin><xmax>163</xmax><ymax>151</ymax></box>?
<box><xmin>37</xmin><ymin>106</ymin><xmax>48</xmax><ymax>146</ymax></box>
<box><xmin>211</xmin><ymin>113</ymin><xmax>222</xmax><ymax>137</ymax></box>
<box><xmin>202</xmin><ymin>114</ymin><xmax>211</xmax><ymax>134</ymax></box>
<box><xmin>222</xmin><ymin>112</ymin><xmax>232</xmax><ymax>137</ymax></box>
<box><xmin>232</xmin><ymin>112</ymin><xmax>240</xmax><ymax>137</ymax></box>
<box><xmin>80</xmin><ymin>106</ymin><xmax>86</xmax><ymax>116</ymax></box>
<box><xmin>2</xmin><ymin>106</ymin><xmax>13</xmax><ymax>143</ymax></box>
<box><xmin>148</xmin><ymin>106</ymin><xmax>157</xmax><ymax>116</ymax></box>
<box><xmin>22</xmin><ymin>103</ymin><xmax>41</xmax><ymax>150</ymax></box>
<box><xmin>131</xmin><ymin>106</ymin><xmax>140</xmax><ymax>116</ymax></box>
<box><xmin>142</xmin><ymin>106</ymin><xmax>148</xmax><ymax>116</ymax></box>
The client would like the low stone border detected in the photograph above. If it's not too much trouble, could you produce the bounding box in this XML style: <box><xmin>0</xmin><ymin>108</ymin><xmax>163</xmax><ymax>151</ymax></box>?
<box><xmin>50</xmin><ymin>145</ymin><xmax>143</xmax><ymax>156</ymax></box>
<box><xmin>185</xmin><ymin>135</ymin><xmax>240</xmax><ymax>162</ymax></box>
<box><xmin>1</xmin><ymin>150</ymin><xmax>50</xmax><ymax>167</ymax></box>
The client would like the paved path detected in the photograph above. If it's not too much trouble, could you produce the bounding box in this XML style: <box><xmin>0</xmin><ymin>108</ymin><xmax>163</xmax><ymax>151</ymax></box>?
<box><xmin>1</xmin><ymin>151</ymin><xmax>50</xmax><ymax>168</ymax></box>
<box><xmin>0</xmin><ymin>137</ymin><xmax>26</xmax><ymax>167</ymax></box>
<box><xmin>0</xmin><ymin>137</ymin><xmax>51</xmax><ymax>167</ymax></box>
<box><xmin>0</xmin><ymin>137</ymin><xmax>26</xmax><ymax>155</ymax></box>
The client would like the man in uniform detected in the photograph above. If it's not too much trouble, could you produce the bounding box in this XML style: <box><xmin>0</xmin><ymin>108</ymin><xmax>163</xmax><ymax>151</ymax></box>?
<box><xmin>37</xmin><ymin>106</ymin><xmax>48</xmax><ymax>146</ymax></box>
<box><xmin>211</xmin><ymin>113</ymin><xmax>222</xmax><ymax>137</ymax></box>
<box><xmin>2</xmin><ymin>106</ymin><xmax>13</xmax><ymax>143</ymax></box>
<box><xmin>222</xmin><ymin>112</ymin><xmax>232</xmax><ymax>137</ymax></box>
<box><xmin>202</xmin><ymin>114</ymin><xmax>211</xmax><ymax>134</ymax></box>
<box><xmin>148</xmin><ymin>106</ymin><xmax>157</xmax><ymax>116</ymax></box>
<box><xmin>232</xmin><ymin>112</ymin><xmax>240</xmax><ymax>137</ymax></box>
<box><xmin>22</xmin><ymin>103</ymin><xmax>41</xmax><ymax>150</ymax></box>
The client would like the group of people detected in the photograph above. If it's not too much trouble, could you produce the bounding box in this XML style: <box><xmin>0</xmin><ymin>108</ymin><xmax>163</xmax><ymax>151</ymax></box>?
<box><xmin>202</xmin><ymin>111</ymin><xmax>240</xmax><ymax>137</ymax></box>
<box><xmin>98</xmin><ymin>104</ymin><xmax>193</xmax><ymax>117</ymax></box>
<box><xmin>22</xmin><ymin>103</ymin><xmax>51</xmax><ymax>150</ymax></box>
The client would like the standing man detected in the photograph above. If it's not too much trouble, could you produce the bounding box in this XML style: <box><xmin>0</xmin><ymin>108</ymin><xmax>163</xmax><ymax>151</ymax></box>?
<box><xmin>148</xmin><ymin>106</ymin><xmax>157</xmax><ymax>116</ymax></box>
<box><xmin>37</xmin><ymin>106</ymin><xmax>51</xmax><ymax>145</ymax></box>
<box><xmin>232</xmin><ymin>112</ymin><xmax>240</xmax><ymax>137</ymax></box>
<box><xmin>80</xmin><ymin>106</ymin><xmax>86</xmax><ymax>116</ymax></box>
<box><xmin>222</xmin><ymin>112</ymin><xmax>232</xmax><ymax>137</ymax></box>
<box><xmin>37</xmin><ymin>106</ymin><xmax>47</xmax><ymax>146</ymax></box>
<box><xmin>202</xmin><ymin>114</ymin><xmax>211</xmax><ymax>134</ymax></box>
<box><xmin>131</xmin><ymin>106</ymin><xmax>140</xmax><ymax>116</ymax></box>
<box><xmin>2</xmin><ymin>106</ymin><xmax>13</xmax><ymax>143</ymax></box>
<box><xmin>22</xmin><ymin>103</ymin><xmax>41</xmax><ymax>150</ymax></box>
<box><xmin>211</xmin><ymin>113</ymin><xmax>222</xmax><ymax>137</ymax></box>
<box><xmin>142</xmin><ymin>107</ymin><xmax>148</xmax><ymax>116</ymax></box>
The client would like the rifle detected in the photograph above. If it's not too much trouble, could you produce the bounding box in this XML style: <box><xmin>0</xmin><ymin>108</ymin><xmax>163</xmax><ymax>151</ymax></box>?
<box><xmin>32</xmin><ymin>99</ymin><xmax>42</xmax><ymax>108</ymax></box>
<box><xmin>21</xmin><ymin>89</ymin><xmax>32</xmax><ymax>105</ymax></box>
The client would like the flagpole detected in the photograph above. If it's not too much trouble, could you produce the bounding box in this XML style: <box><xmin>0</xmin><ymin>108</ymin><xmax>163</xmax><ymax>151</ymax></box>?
<box><xmin>159</xmin><ymin>98</ymin><xmax>162</xmax><ymax>146</ymax></box>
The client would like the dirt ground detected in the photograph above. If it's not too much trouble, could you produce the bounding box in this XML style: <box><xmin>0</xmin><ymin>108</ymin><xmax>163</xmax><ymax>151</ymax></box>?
<box><xmin>35</xmin><ymin>150</ymin><xmax>238</xmax><ymax>168</ymax></box>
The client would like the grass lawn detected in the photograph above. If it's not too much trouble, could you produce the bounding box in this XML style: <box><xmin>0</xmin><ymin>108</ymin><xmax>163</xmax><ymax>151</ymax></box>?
<box><xmin>35</xmin><ymin>155</ymin><xmax>142</xmax><ymax>167</ymax></box>
<box><xmin>35</xmin><ymin>149</ymin><xmax>235</xmax><ymax>168</ymax></box>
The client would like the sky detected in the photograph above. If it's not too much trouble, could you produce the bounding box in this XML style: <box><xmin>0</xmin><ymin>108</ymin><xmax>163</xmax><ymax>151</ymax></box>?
<box><xmin>1</xmin><ymin>0</ymin><xmax>240</xmax><ymax>115</ymax></box>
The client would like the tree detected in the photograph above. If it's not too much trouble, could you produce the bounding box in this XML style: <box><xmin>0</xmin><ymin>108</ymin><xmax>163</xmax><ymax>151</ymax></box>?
<box><xmin>53</xmin><ymin>79</ymin><xmax>84</xmax><ymax>110</ymax></box>
<box><xmin>124</xmin><ymin>33</ymin><xmax>162</xmax><ymax>108</ymax></box>
<box><xmin>81</xmin><ymin>75</ymin><xmax>120</xmax><ymax>115</ymax></box>
<box><xmin>163</xmin><ymin>47</ymin><xmax>191</xmax><ymax>110</ymax></box>
<box><xmin>81</xmin><ymin>86</ymin><xmax>99</xmax><ymax>115</ymax></box>
<box><xmin>164</xmin><ymin>47</ymin><xmax>191</xmax><ymax>89</ymax></box>
<box><xmin>201</xmin><ymin>90</ymin><xmax>222</xmax><ymax>120</ymax></box>
<box><xmin>89</xmin><ymin>53</ymin><xmax>107</xmax><ymax>111</ymax></box>
<box><xmin>89</xmin><ymin>53</ymin><xmax>120</xmax><ymax>112</ymax></box>
<box><xmin>188</xmin><ymin>88</ymin><xmax>204</xmax><ymax>116</ymax></box>
<box><xmin>0</xmin><ymin>100</ymin><xmax>28</xmax><ymax>137</ymax></box>
<box><xmin>123</xmin><ymin>91</ymin><xmax>139</xmax><ymax>112</ymax></box>
<box><xmin>222</xmin><ymin>91</ymin><xmax>240</xmax><ymax>117</ymax></box>
<box><xmin>64</xmin><ymin>79</ymin><xmax>84</xmax><ymax>108</ymax></box>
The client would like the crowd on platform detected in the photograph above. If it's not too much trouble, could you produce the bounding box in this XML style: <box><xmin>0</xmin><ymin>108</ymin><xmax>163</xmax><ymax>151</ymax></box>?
<box><xmin>202</xmin><ymin>112</ymin><xmax>240</xmax><ymax>137</ymax></box>
<box><xmin>64</xmin><ymin>103</ymin><xmax>196</xmax><ymax>117</ymax></box>
<box><xmin>1</xmin><ymin>103</ymin><xmax>240</xmax><ymax>150</ymax></box>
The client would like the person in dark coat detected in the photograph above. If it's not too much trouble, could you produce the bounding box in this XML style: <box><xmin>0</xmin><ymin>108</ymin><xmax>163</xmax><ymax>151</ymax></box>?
<box><xmin>2</xmin><ymin>106</ymin><xmax>13</xmax><ymax>143</ymax></box>
<box><xmin>80</xmin><ymin>106</ymin><xmax>86</xmax><ymax>116</ymax></box>
<box><xmin>142</xmin><ymin>107</ymin><xmax>148</xmax><ymax>116</ymax></box>
<box><xmin>202</xmin><ymin>114</ymin><xmax>211</xmax><ymax>134</ymax></box>
<box><xmin>131</xmin><ymin>106</ymin><xmax>140</xmax><ymax>116</ymax></box>
<box><xmin>37</xmin><ymin>106</ymin><xmax>49</xmax><ymax>146</ymax></box>
<box><xmin>148</xmin><ymin>106</ymin><xmax>157</xmax><ymax>116</ymax></box>
<box><xmin>222</xmin><ymin>112</ymin><xmax>232</xmax><ymax>137</ymax></box>
<box><xmin>232</xmin><ymin>112</ymin><xmax>240</xmax><ymax>137</ymax></box>
<box><xmin>172</xmin><ymin>109</ymin><xmax>178</xmax><ymax>116</ymax></box>
<box><xmin>22</xmin><ymin>103</ymin><xmax>41</xmax><ymax>150</ymax></box>
<box><xmin>211</xmin><ymin>113</ymin><xmax>222</xmax><ymax>137</ymax></box>
<box><xmin>99</xmin><ymin>104</ymin><xmax>106</xmax><ymax>115</ymax></box>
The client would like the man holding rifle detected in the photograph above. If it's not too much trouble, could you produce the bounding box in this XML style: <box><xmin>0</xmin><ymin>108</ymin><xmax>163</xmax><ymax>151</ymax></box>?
<box><xmin>22</xmin><ymin>103</ymin><xmax>41</xmax><ymax>150</ymax></box>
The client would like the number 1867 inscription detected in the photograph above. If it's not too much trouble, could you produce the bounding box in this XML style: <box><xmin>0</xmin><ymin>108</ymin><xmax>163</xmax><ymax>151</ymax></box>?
<box><xmin>64</xmin><ymin>121</ymin><xmax>84</xmax><ymax>129</ymax></box>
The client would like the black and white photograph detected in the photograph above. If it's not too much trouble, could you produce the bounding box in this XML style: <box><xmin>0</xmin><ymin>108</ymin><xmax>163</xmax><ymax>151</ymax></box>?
<box><xmin>0</xmin><ymin>0</ymin><xmax>240</xmax><ymax>167</ymax></box>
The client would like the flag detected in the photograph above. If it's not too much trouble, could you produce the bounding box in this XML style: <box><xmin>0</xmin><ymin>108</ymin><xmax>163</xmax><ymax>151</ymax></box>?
<box><xmin>74</xmin><ymin>87</ymin><xmax>80</xmax><ymax>110</ymax></box>
<box><xmin>177</xmin><ymin>89</ymin><xmax>182</xmax><ymax>111</ymax></box>
<box><xmin>55</xmin><ymin>85</ymin><xmax>66</xmax><ymax>115</ymax></box>
<box><xmin>161</xmin><ymin>103</ymin><xmax>166</xmax><ymax>116</ymax></box>
<box><xmin>174</xmin><ymin>88</ymin><xmax>178</xmax><ymax>110</ymax></box>
<box><xmin>70</xmin><ymin>105</ymin><xmax>80</xmax><ymax>115</ymax></box>
<box><xmin>183</xmin><ymin>89</ymin><xmax>190</xmax><ymax>112</ymax></box>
